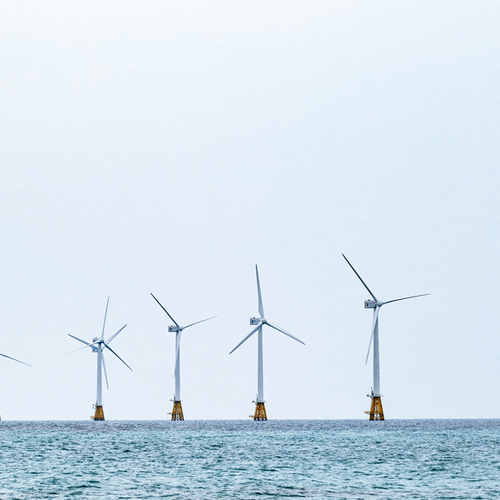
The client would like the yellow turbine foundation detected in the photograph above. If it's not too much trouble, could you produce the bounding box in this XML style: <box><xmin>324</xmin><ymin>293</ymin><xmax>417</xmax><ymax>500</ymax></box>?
<box><xmin>366</xmin><ymin>396</ymin><xmax>384</xmax><ymax>421</ymax></box>
<box><xmin>170</xmin><ymin>401</ymin><xmax>184</xmax><ymax>421</ymax></box>
<box><xmin>93</xmin><ymin>405</ymin><xmax>105</xmax><ymax>421</ymax></box>
<box><xmin>253</xmin><ymin>402</ymin><xmax>267</xmax><ymax>421</ymax></box>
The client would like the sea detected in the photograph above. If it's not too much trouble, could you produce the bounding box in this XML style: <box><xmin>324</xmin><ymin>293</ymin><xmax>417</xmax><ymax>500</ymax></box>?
<box><xmin>0</xmin><ymin>420</ymin><xmax>498</xmax><ymax>499</ymax></box>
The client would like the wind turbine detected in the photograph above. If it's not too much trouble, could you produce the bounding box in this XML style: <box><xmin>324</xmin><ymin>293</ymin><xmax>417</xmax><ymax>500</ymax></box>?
<box><xmin>343</xmin><ymin>254</ymin><xmax>429</xmax><ymax>420</ymax></box>
<box><xmin>68</xmin><ymin>297</ymin><xmax>131</xmax><ymax>421</ymax></box>
<box><xmin>229</xmin><ymin>265</ymin><xmax>305</xmax><ymax>421</ymax></box>
<box><xmin>151</xmin><ymin>293</ymin><xmax>216</xmax><ymax>421</ymax></box>
<box><xmin>0</xmin><ymin>351</ymin><xmax>30</xmax><ymax>421</ymax></box>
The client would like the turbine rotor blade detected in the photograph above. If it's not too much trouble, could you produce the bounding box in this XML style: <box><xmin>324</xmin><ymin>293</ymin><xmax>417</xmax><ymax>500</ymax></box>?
<box><xmin>266</xmin><ymin>321</ymin><xmax>305</xmax><ymax>345</ymax></box>
<box><xmin>366</xmin><ymin>307</ymin><xmax>380</xmax><ymax>365</ymax></box>
<box><xmin>101</xmin><ymin>297</ymin><xmax>110</xmax><ymax>340</ymax></box>
<box><xmin>255</xmin><ymin>265</ymin><xmax>264</xmax><ymax>318</ymax></box>
<box><xmin>68</xmin><ymin>334</ymin><xmax>91</xmax><ymax>346</ymax></box>
<box><xmin>103</xmin><ymin>343</ymin><xmax>133</xmax><ymax>371</ymax></box>
<box><xmin>67</xmin><ymin>335</ymin><xmax>99</xmax><ymax>354</ymax></box>
<box><xmin>342</xmin><ymin>254</ymin><xmax>378</xmax><ymax>302</ymax></box>
<box><xmin>150</xmin><ymin>293</ymin><xmax>179</xmax><ymax>327</ymax></box>
<box><xmin>382</xmin><ymin>293</ymin><xmax>431</xmax><ymax>306</ymax></box>
<box><xmin>105</xmin><ymin>324</ymin><xmax>127</xmax><ymax>344</ymax></box>
<box><xmin>101</xmin><ymin>352</ymin><xmax>109</xmax><ymax>390</ymax></box>
<box><xmin>67</xmin><ymin>343</ymin><xmax>98</xmax><ymax>354</ymax></box>
<box><xmin>183</xmin><ymin>316</ymin><xmax>217</xmax><ymax>330</ymax></box>
<box><xmin>229</xmin><ymin>322</ymin><xmax>263</xmax><ymax>355</ymax></box>
<box><xmin>0</xmin><ymin>352</ymin><xmax>31</xmax><ymax>367</ymax></box>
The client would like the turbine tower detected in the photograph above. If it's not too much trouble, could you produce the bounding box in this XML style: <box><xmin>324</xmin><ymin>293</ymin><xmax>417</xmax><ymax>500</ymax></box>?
<box><xmin>230</xmin><ymin>265</ymin><xmax>305</xmax><ymax>421</ymax></box>
<box><xmin>151</xmin><ymin>293</ymin><xmax>216</xmax><ymax>421</ymax></box>
<box><xmin>68</xmin><ymin>297</ymin><xmax>132</xmax><ymax>421</ymax></box>
<box><xmin>343</xmin><ymin>254</ymin><xmax>429</xmax><ymax>420</ymax></box>
<box><xmin>0</xmin><ymin>351</ymin><xmax>30</xmax><ymax>421</ymax></box>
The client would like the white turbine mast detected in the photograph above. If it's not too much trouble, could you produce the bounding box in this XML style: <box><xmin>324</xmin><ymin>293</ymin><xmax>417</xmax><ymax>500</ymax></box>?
<box><xmin>229</xmin><ymin>265</ymin><xmax>305</xmax><ymax>421</ymax></box>
<box><xmin>68</xmin><ymin>297</ymin><xmax>131</xmax><ymax>421</ymax></box>
<box><xmin>343</xmin><ymin>254</ymin><xmax>429</xmax><ymax>420</ymax></box>
<box><xmin>151</xmin><ymin>293</ymin><xmax>216</xmax><ymax>421</ymax></box>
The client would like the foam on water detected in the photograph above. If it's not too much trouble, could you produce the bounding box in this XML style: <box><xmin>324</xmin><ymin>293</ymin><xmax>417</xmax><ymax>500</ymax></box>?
<box><xmin>0</xmin><ymin>420</ymin><xmax>499</xmax><ymax>499</ymax></box>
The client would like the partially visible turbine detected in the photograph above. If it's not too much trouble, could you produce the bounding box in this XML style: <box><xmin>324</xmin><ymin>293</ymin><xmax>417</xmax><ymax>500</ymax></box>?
<box><xmin>68</xmin><ymin>297</ymin><xmax>131</xmax><ymax>421</ymax></box>
<box><xmin>230</xmin><ymin>265</ymin><xmax>305</xmax><ymax>421</ymax></box>
<box><xmin>151</xmin><ymin>293</ymin><xmax>216</xmax><ymax>421</ymax></box>
<box><xmin>0</xmin><ymin>349</ymin><xmax>30</xmax><ymax>420</ymax></box>
<box><xmin>343</xmin><ymin>254</ymin><xmax>429</xmax><ymax>420</ymax></box>
<box><xmin>0</xmin><ymin>352</ymin><xmax>30</xmax><ymax>367</ymax></box>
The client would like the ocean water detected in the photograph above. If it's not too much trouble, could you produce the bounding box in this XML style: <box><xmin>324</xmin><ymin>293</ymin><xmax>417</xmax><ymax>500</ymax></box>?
<box><xmin>0</xmin><ymin>420</ymin><xmax>499</xmax><ymax>499</ymax></box>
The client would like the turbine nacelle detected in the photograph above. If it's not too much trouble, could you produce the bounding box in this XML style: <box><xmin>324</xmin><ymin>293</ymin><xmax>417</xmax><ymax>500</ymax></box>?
<box><xmin>343</xmin><ymin>252</ymin><xmax>429</xmax><ymax>377</ymax></box>
<box><xmin>230</xmin><ymin>266</ymin><xmax>305</xmax><ymax>357</ymax></box>
<box><xmin>91</xmin><ymin>337</ymin><xmax>101</xmax><ymax>352</ymax></box>
<box><xmin>168</xmin><ymin>325</ymin><xmax>182</xmax><ymax>332</ymax></box>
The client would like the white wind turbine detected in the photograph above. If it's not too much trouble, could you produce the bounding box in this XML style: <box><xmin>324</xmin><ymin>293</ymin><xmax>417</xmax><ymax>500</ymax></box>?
<box><xmin>229</xmin><ymin>265</ymin><xmax>305</xmax><ymax>421</ymax></box>
<box><xmin>68</xmin><ymin>297</ymin><xmax>131</xmax><ymax>421</ymax></box>
<box><xmin>343</xmin><ymin>254</ymin><xmax>429</xmax><ymax>420</ymax></box>
<box><xmin>151</xmin><ymin>293</ymin><xmax>216</xmax><ymax>421</ymax></box>
<box><xmin>0</xmin><ymin>351</ymin><xmax>30</xmax><ymax>420</ymax></box>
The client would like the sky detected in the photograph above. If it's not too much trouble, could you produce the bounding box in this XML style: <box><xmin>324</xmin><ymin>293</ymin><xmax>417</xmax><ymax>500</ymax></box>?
<box><xmin>0</xmin><ymin>1</ymin><xmax>499</xmax><ymax>420</ymax></box>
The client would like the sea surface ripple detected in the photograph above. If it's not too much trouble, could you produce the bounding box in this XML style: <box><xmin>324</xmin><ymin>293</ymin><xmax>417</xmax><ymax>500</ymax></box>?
<box><xmin>0</xmin><ymin>419</ymin><xmax>499</xmax><ymax>499</ymax></box>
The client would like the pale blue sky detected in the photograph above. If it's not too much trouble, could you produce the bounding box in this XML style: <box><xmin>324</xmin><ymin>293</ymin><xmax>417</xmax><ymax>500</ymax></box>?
<box><xmin>0</xmin><ymin>1</ymin><xmax>499</xmax><ymax>419</ymax></box>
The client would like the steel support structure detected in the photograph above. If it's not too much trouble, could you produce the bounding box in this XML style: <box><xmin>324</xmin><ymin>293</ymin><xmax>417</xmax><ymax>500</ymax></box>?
<box><xmin>366</xmin><ymin>396</ymin><xmax>384</xmax><ymax>421</ymax></box>
<box><xmin>93</xmin><ymin>405</ymin><xmax>105</xmax><ymax>421</ymax></box>
<box><xmin>171</xmin><ymin>401</ymin><xmax>184</xmax><ymax>421</ymax></box>
<box><xmin>253</xmin><ymin>402</ymin><xmax>267</xmax><ymax>421</ymax></box>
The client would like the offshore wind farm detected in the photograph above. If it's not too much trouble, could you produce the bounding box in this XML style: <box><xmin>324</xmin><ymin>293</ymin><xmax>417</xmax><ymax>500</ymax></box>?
<box><xmin>1</xmin><ymin>260</ymin><xmax>429</xmax><ymax>421</ymax></box>
<box><xmin>2</xmin><ymin>1</ymin><xmax>500</xmax><ymax>497</ymax></box>
<box><xmin>2</xmin><ymin>260</ymin><xmax>430</xmax><ymax>422</ymax></box>
<box><xmin>1</xmin><ymin>2</ymin><xmax>499</xmax><ymax>423</ymax></box>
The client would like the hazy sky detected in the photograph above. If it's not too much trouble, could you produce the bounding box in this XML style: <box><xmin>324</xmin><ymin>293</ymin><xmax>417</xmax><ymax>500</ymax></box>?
<box><xmin>1</xmin><ymin>1</ymin><xmax>499</xmax><ymax>420</ymax></box>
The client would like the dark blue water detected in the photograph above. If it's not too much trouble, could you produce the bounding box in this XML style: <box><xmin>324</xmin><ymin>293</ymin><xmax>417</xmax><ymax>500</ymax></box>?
<box><xmin>0</xmin><ymin>420</ymin><xmax>499</xmax><ymax>499</ymax></box>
